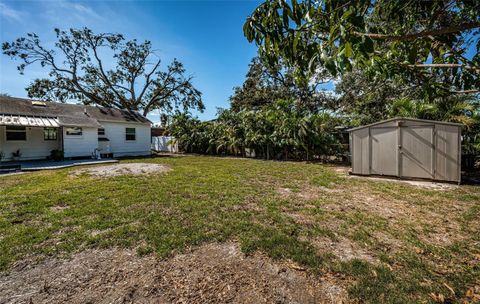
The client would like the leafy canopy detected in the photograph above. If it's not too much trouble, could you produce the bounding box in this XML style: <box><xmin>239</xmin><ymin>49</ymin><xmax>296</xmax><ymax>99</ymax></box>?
<box><xmin>2</xmin><ymin>28</ymin><xmax>204</xmax><ymax>116</ymax></box>
<box><xmin>334</xmin><ymin>69</ymin><xmax>423</xmax><ymax>124</ymax></box>
<box><xmin>244</xmin><ymin>0</ymin><xmax>480</xmax><ymax>94</ymax></box>
<box><xmin>333</xmin><ymin>68</ymin><xmax>480</xmax><ymax>154</ymax></box>
<box><xmin>230</xmin><ymin>57</ymin><xmax>335</xmax><ymax>112</ymax></box>
<box><xmin>169</xmin><ymin>100</ymin><xmax>343</xmax><ymax>160</ymax></box>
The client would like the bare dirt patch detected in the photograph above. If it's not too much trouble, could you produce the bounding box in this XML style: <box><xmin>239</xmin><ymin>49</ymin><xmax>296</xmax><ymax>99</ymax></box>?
<box><xmin>332</xmin><ymin>165</ymin><xmax>458</xmax><ymax>190</ymax></box>
<box><xmin>345</xmin><ymin>190</ymin><xmax>411</xmax><ymax>219</ymax></box>
<box><xmin>89</xmin><ymin>228</ymin><xmax>112</xmax><ymax>237</ymax></box>
<box><xmin>417</xmin><ymin>217</ymin><xmax>467</xmax><ymax>247</ymax></box>
<box><xmin>0</xmin><ymin>242</ymin><xmax>348</xmax><ymax>304</ymax></box>
<box><xmin>225</xmin><ymin>195</ymin><xmax>266</xmax><ymax>213</ymax></box>
<box><xmin>332</xmin><ymin>166</ymin><xmax>351</xmax><ymax>175</ymax></box>
<box><xmin>49</xmin><ymin>205</ymin><xmax>69</xmax><ymax>213</ymax></box>
<box><xmin>277</xmin><ymin>186</ymin><xmax>339</xmax><ymax>201</ymax></box>
<box><xmin>347</xmin><ymin>174</ymin><xmax>457</xmax><ymax>190</ymax></box>
<box><xmin>71</xmin><ymin>163</ymin><xmax>170</xmax><ymax>178</ymax></box>
<box><xmin>306</xmin><ymin>184</ymin><xmax>412</xmax><ymax>221</ymax></box>
<box><xmin>277</xmin><ymin>187</ymin><xmax>294</xmax><ymax>197</ymax></box>
<box><xmin>309</xmin><ymin>236</ymin><xmax>378</xmax><ymax>264</ymax></box>
<box><xmin>322</xmin><ymin>187</ymin><xmax>467</xmax><ymax>247</ymax></box>
<box><xmin>286</xmin><ymin>211</ymin><xmax>317</xmax><ymax>226</ymax></box>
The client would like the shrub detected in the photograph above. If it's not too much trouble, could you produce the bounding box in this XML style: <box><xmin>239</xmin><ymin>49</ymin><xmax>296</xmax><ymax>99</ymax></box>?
<box><xmin>50</xmin><ymin>149</ymin><xmax>64</xmax><ymax>161</ymax></box>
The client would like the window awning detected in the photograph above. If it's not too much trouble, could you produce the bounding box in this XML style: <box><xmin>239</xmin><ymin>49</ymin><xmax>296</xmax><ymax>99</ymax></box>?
<box><xmin>0</xmin><ymin>114</ymin><xmax>60</xmax><ymax>127</ymax></box>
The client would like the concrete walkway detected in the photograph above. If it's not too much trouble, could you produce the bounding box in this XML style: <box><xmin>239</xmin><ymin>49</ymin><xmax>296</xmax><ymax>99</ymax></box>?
<box><xmin>8</xmin><ymin>159</ymin><xmax>119</xmax><ymax>171</ymax></box>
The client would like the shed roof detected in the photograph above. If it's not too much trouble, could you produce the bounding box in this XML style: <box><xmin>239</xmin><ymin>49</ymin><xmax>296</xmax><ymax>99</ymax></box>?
<box><xmin>0</xmin><ymin>96</ymin><xmax>151</xmax><ymax>127</ymax></box>
<box><xmin>347</xmin><ymin>117</ymin><xmax>462</xmax><ymax>132</ymax></box>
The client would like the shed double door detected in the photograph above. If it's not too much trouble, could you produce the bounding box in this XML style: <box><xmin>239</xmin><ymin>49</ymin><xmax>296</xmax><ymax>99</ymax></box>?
<box><xmin>399</xmin><ymin>125</ymin><xmax>434</xmax><ymax>179</ymax></box>
<box><xmin>370</xmin><ymin>125</ymin><xmax>436</xmax><ymax>179</ymax></box>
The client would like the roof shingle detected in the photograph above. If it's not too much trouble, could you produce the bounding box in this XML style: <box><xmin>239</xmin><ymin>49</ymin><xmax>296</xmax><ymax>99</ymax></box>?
<box><xmin>0</xmin><ymin>96</ymin><xmax>151</xmax><ymax>127</ymax></box>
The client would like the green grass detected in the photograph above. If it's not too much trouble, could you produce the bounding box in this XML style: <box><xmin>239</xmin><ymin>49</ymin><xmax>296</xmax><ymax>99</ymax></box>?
<box><xmin>1</xmin><ymin>156</ymin><xmax>479</xmax><ymax>303</ymax></box>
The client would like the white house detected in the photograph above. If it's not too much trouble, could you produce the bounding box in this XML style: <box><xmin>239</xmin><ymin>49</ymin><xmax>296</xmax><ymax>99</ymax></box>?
<box><xmin>0</xmin><ymin>96</ymin><xmax>152</xmax><ymax>161</ymax></box>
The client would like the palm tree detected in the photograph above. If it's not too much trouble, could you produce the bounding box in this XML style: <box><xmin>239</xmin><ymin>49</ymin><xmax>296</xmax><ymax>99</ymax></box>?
<box><xmin>389</xmin><ymin>98</ymin><xmax>437</xmax><ymax>119</ymax></box>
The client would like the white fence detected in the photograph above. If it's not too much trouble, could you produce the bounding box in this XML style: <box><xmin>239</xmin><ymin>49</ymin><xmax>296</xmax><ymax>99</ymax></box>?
<box><xmin>151</xmin><ymin>136</ymin><xmax>178</xmax><ymax>153</ymax></box>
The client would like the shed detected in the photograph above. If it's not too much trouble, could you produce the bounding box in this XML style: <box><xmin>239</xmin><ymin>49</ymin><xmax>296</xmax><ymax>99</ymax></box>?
<box><xmin>348</xmin><ymin>117</ymin><xmax>462</xmax><ymax>183</ymax></box>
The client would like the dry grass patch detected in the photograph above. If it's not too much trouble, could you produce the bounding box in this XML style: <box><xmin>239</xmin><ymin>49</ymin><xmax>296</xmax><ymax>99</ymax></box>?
<box><xmin>276</xmin><ymin>185</ymin><xmax>340</xmax><ymax>201</ymax></box>
<box><xmin>310</xmin><ymin>236</ymin><xmax>378</xmax><ymax>264</ymax></box>
<box><xmin>1</xmin><ymin>156</ymin><xmax>479</xmax><ymax>303</ymax></box>
<box><xmin>0</xmin><ymin>243</ymin><xmax>348</xmax><ymax>304</ymax></box>
<box><xmin>49</xmin><ymin>204</ymin><xmax>68</xmax><ymax>213</ymax></box>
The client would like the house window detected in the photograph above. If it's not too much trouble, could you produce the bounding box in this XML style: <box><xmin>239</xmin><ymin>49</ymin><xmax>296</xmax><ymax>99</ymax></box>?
<box><xmin>6</xmin><ymin>126</ymin><xmax>26</xmax><ymax>141</ymax></box>
<box><xmin>98</xmin><ymin>128</ymin><xmax>105</xmax><ymax>136</ymax></box>
<box><xmin>125</xmin><ymin>127</ymin><xmax>136</xmax><ymax>141</ymax></box>
<box><xmin>66</xmin><ymin>127</ymin><xmax>82</xmax><ymax>136</ymax></box>
<box><xmin>43</xmin><ymin>128</ymin><xmax>57</xmax><ymax>140</ymax></box>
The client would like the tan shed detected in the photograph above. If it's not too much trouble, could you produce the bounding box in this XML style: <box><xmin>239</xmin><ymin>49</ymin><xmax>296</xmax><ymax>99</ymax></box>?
<box><xmin>348</xmin><ymin>118</ymin><xmax>462</xmax><ymax>183</ymax></box>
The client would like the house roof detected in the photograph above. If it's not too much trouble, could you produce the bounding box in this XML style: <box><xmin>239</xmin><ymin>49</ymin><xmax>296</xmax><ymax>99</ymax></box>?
<box><xmin>0</xmin><ymin>114</ymin><xmax>61</xmax><ymax>127</ymax></box>
<box><xmin>347</xmin><ymin>117</ymin><xmax>462</xmax><ymax>132</ymax></box>
<box><xmin>0</xmin><ymin>96</ymin><xmax>151</xmax><ymax>127</ymax></box>
<box><xmin>151</xmin><ymin>127</ymin><xmax>168</xmax><ymax>137</ymax></box>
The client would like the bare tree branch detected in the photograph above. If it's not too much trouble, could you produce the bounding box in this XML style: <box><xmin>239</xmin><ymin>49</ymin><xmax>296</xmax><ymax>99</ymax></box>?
<box><xmin>2</xmin><ymin>28</ymin><xmax>204</xmax><ymax>115</ymax></box>
<box><xmin>137</xmin><ymin>59</ymin><xmax>161</xmax><ymax>103</ymax></box>
<box><xmin>353</xmin><ymin>22</ymin><xmax>480</xmax><ymax>41</ymax></box>
<box><xmin>407</xmin><ymin>63</ymin><xmax>480</xmax><ymax>71</ymax></box>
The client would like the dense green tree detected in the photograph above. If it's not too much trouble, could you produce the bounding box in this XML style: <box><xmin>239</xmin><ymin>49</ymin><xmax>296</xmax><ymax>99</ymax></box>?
<box><xmin>169</xmin><ymin>99</ymin><xmax>343</xmax><ymax>160</ymax></box>
<box><xmin>389</xmin><ymin>95</ymin><xmax>480</xmax><ymax>157</ymax></box>
<box><xmin>230</xmin><ymin>57</ymin><xmax>293</xmax><ymax>111</ymax></box>
<box><xmin>334</xmin><ymin>69</ymin><xmax>423</xmax><ymax>124</ymax></box>
<box><xmin>244</xmin><ymin>0</ymin><xmax>480</xmax><ymax>94</ymax></box>
<box><xmin>388</xmin><ymin>98</ymin><xmax>438</xmax><ymax>120</ymax></box>
<box><xmin>230</xmin><ymin>57</ymin><xmax>335</xmax><ymax>112</ymax></box>
<box><xmin>334</xmin><ymin>69</ymin><xmax>480</xmax><ymax>155</ymax></box>
<box><xmin>3</xmin><ymin>28</ymin><xmax>204</xmax><ymax>116</ymax></box>
<box><xmin>168</xmin><ymin>113</ymin><xmax>211</xmax><ymax>153</ymax></box>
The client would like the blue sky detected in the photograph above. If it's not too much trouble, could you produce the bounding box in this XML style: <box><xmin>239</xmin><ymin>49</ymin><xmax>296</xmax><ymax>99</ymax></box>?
<box><xmin>0</xmin><ymin>0</ymin><xmax>263</xmax><ymax>122</ymax></box>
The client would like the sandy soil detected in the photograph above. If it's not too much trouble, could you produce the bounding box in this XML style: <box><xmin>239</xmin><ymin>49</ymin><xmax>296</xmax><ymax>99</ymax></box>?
<box><xmin>0</xmin><ymin>242</ymin><xmax>348</xmax><ymax>304</ymax></box>
<box><xmin>71</xmin><ymin>163</ymin><xmax>171</xmax><ymax>178</ymax></box>
<box><xmin>333</xmin><ymin>166</ymin><xmax>458</xmax><ymax>190</ymax></box>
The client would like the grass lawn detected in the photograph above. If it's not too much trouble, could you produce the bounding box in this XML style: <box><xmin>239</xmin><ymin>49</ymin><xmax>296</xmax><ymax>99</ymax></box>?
<box><xmin>1</xmin><ymin>156</ymin><xmax>479</xmax><ymax>303</ymax></box>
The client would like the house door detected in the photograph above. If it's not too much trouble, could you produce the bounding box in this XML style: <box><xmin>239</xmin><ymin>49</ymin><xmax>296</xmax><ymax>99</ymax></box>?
<box><xmin>399</xmin><ymin>125</ymin><xmax>434</xmax><ymax>179</ymax></box>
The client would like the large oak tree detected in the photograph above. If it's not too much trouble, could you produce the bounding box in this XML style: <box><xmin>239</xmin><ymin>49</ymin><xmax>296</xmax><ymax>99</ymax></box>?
<box><xmin>3</xmin><ymin>28</ymin><xmax>204</xmax><ymax>116</ymax></box>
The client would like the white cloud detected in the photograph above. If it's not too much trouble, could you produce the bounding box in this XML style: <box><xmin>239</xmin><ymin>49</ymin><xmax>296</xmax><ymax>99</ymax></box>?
<box><xmin>0</xmin><ymin>2</ymin><xmax>23</xmax><ymax>22</ymax></box>
<box><xmin>67</xmin><ymin>1</ymin><xmax>101</xmax><ymax>19</ymax></box>
<box><xmin>331</xmin><ymin>76</ymin><xmax>341</xmax><ymax>85</ymax></box>
<box><xmin>323</xmin><ymin>89</ymin><xmax>340</xmax><ymax>98</ymax></box>
<box><xmin>44</xmin><ymin>0</ymin><xmax>102</xmax><ymax>24</ymax></box>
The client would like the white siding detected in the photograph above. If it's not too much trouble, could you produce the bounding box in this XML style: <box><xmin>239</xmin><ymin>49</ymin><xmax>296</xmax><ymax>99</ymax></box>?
<box><xmin>63</xmin><ymin>127</ymin><xmax>98</xmax><ymax>158</ymax></box>
<box><xmin>99</xmin><ymin>121</ymin><xmax>151</xmax><ymax>157</ymax></box>
<box><xmin>1</xmin><ymin>122</ymin><xmax>151</xmax><ymax>161</ymax></box>
<box><xmin>0</xmin><ymin>126</ymin><xmax>60</xmax><ymax>161</ymax></box>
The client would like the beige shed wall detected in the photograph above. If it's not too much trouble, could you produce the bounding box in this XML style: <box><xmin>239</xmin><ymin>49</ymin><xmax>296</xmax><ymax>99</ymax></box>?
<box><xmin>349</xmin><ymin>119</ymin><xmax>461</xmax><ymax>183</ymax></box>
